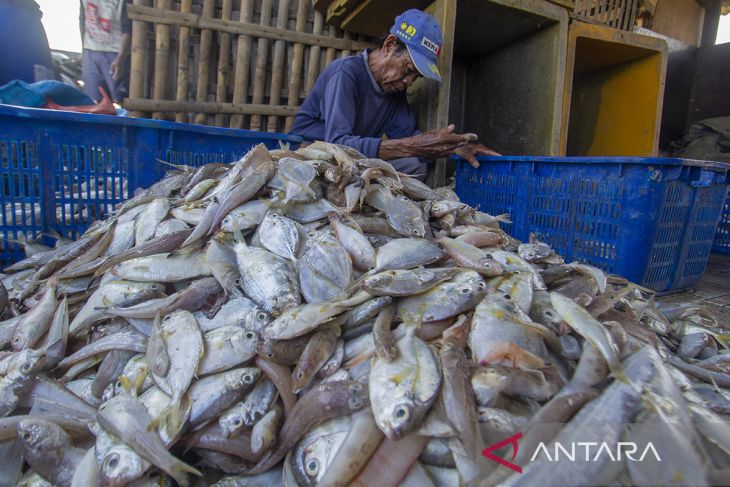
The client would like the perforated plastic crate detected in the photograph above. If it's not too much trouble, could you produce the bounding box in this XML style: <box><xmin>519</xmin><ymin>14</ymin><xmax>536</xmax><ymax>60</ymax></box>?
<box><xmin>713</xmin><ymin>190</ymin><xmax>730</xmax><ymax>255</ymax></box>
<box><xmin>455</xmin><ymin>156</ymin><xmax>730</xmax><ymax>292</ymax></box>
<box><xmin>0</xmin><ymin>105</ymin><xmax>300</xmax><ymax>267</ymax></box>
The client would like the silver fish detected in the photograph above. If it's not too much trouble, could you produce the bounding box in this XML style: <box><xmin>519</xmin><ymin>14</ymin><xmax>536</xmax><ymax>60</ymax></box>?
<box><xmin>369</xmin><ymin>329</ymin><xmax>441</xmax><ymax>440</ymax></box>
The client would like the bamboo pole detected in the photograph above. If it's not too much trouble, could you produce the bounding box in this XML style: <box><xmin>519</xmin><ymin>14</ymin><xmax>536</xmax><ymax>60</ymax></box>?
<box><xmin>194</xmin><ymin>0</ymin><xmax>216</xmax><ymax>125</ymax></box>
<box><xmin>127</xmin><ymin>5</ymin><xmax>374</xmax><ymax>50</ymax></box>
<box><xmin>152</xmin><ymin>0</ymin><xmax>171</xmax><ymax>119</ymax></box>
<box><xmin>250</xmin><ymin>0</ymin><xmax>273</xmax><ymax>131</ymax></box>
<box><xmin>215</xmin><ymin>0</ymin><xmax>233</xmax><ymax>127</ymax></box>
<box><xmin>175</xmin><ymin>0</ymin><xmax>193</xmax><ymax>122</ymax></box>
<box><xmin>128</xmin><ymin>0</ymin><xmax>149</xmax><ymax>117</ymax></box>
<box><xmin>124</xmin><ymin>98</ymin><xmax>299</xmax><ymax>116</ymax></box>
<box><xmin>305</xmin><ymin>11</ymin><xmax>325</xmax><ymax>95</ymax></box>
<box><xmin>266</xmin><ymin>0</ymin><xmax>291</xmax><ymax>132</ymax></box>
<box><xmin>325</xmin><ymin>24</ymin><xmax>337</xmax><ymax>66</ymax></box>
<box><xmin>340</xmin><ymin>30</ymin><xmax>352</xmax><ymax>58</ymax></box>
<box><xmin>230</xmin><ymin>0</ymin><xmax>254</xmax><ymax>129</ymax></box>
<box><xmin>285</xmin><ymin>0</ymin><xmax>308</xmax><ymax>132</ymax></box>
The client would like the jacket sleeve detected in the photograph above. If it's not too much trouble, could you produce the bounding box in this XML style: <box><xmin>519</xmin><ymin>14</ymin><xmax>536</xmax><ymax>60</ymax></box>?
<box><xmin>320</xmin><ymin>70</ymin><xmax>382</xmax><ymax>158</ymax></box>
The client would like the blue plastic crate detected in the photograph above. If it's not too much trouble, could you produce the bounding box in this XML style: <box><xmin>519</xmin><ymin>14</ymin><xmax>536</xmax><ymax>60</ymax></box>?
<box><xmin>712</xmin><ymin>189</ymin><xmax>730</xmax><ymax>255</ymax></box>
<box><xmin>455</xmin><ymin>156</ymin><xmax>730</xmax><ymax>292</ymax></box>
<box><xmin>0</xmin><ymin>104</ymin><xmax>300</xmax><ymax>267</ymax></box>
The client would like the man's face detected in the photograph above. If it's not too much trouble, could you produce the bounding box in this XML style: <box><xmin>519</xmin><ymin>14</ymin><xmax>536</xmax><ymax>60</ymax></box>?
<box><xmin>376</xmin><ymin>39</ymin><xmax>422</xmax><ymax>93</ymax></box>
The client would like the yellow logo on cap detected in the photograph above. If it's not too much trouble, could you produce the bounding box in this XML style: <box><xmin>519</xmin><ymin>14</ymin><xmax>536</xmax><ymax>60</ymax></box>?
<box><xmin>400</xmin><ymin>22</ymin><xmax>417</xmax><ymax>37</ymax></box>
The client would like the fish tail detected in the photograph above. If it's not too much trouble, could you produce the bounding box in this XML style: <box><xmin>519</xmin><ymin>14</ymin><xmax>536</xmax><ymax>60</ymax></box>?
<box><xmin>149</xmin><ymin>400</ymin><xmax>183</xmax><ymax>435</ymax></box>
<box><xmin>495</xmin><ymin>213</ymin><xmax>512</xmax><ymax>223</ymax></box>
<box><xmin>168</xmin><ymin>459</ymin><xmax>203</xmax><ymax>487</ymax></box>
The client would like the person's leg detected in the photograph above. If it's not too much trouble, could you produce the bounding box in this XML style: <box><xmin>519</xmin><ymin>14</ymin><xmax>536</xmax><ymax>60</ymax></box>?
<box><xmin>389</xmin><ymin>157</ymin><xmax>429</xmax><ymax>182</ymax></box>
<box><xmin>81</xmin><ymin>50</ymin><xmax>104</xmax><ymax>102</ymax></box>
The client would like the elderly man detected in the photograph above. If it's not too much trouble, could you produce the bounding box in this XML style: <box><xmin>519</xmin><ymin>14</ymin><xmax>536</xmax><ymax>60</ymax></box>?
<box><xmin>289</xmin><ymin>9</ymin><xmax>498</xmax><ymax>180</ymax></box>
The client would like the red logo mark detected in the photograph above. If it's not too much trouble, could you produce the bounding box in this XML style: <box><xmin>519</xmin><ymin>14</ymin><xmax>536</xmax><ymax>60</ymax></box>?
<box><xmin>482</xmin><ymin>432</ymin><xmax>523</xmax><ymax>474</ymax></box>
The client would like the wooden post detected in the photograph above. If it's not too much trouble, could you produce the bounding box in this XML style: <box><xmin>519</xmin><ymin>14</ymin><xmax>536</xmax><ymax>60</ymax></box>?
<box><xmin>701</xmin><ymin>0</ymin><xmax>722</xmax><ymax>47</ymax></box>
<box><xmin>267</xmin><ymin>0</ymin><xmax>291</xmax><ymax>132</ymax></box>
<box><xmin>215</xmin><ymin>0</ymin><xmax>234</xmax><ymax>127</ymax></box>
<box><xmin>431</xmin><ymin>0</ymin><xmax>456</xmax><ymax>188</ymax></box>
<box><xmin>194</xmin><ymin>0</ymin><xmax>216</xmax><ymax>125</ymax></box>
<box><xmin>152</xmin><ymin>0</ymin><xmax>171</xmax><ymax>120</ymax></box>
<box><xmin>230</xmin><ymin>0</ymin><xmax>254</xmax><ymax>129</ymax></box>
<box><xmin>305</xmin><ymin>11</ymin><xmax>325</xmax><ymax>95</ymax></box>
<box><xmin>341</xmin><ymin>30</ymin><xmax>353</xmax><ymax>58</ymax></box>
<box><xmin>175</xmin><ymin>0</ymin><xmax>193</xmax><ymax>122</ymax></box>
<box><xmin>128</xmin><ymin>0</ymin><xmax>149</xmax><ymax>117</ymax></box>
<box><xmin>285</xmin><ymin>0</ymin><xmax>308</xmax><ymax>132</ymax></box>
<box><xmin>325</xmin><ymin>24</ymin><xmax>337</xmax><ymax>66</ymax></box>
<box><xmin>251</xmin><ymin>0</ymin><xmax>273</xmax><ymax>131</ymax></box>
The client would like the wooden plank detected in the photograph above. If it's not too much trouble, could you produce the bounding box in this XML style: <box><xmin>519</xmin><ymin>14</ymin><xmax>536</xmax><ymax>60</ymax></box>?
<box><xmin>267</xmin><ymin>0</ymin><xmax>291</xmax><ymax>132</ymax></box>
<box><xmin>215</xmin><ymin>0</ymin><xmax>234</xmax><ymax>127</ymax></box>
<box><xmin>431</xmin><ymin>0</ymin><xmax>456</xmax><ymax>188</ymax></box>
<box><xmin>651</xmin><ymin>0</ymin><xmax>704</xmax><ymax>46</ymax></box>
<box><xmin>326</xmin><ymin>0</ymin><xmax>361</xmax><ymax>27</ymax></box>
<box><xmin>127</xmin><ymin>4</ymin><xmax>375</xmax><ymax>51</ymax></box>
<box><xmin>175</xmin><ymin>0</ymin><xmax>193</xmax><ymax>123</ymax></box>
<box><xmin>230</xmin><ymin>0</ymin><xmax>254</xmax><ymax>129</ymax></box>
<box><xmin>128</xmin><ymin>0</ymin><xmax>149</xmax><ymax>117</ymax></box>
<box><xmin>250</xmin><ymin>0</ymin><xmax>273</xmax><ymax>131</ymax></box>
<box><xmin>341</xmin><ymin>0</ymin><xmax>432</xmax><ymax>37</ymax></box>
<box><xmin>194</xmin><ymin>0</ymin><xmax>215</xmax><ymax>125</ymax></box>
<box><xmin>286</xmin><ymin>0</ymin><xmax>309</xmax><ymax>132</ymax></box>
<box><xmin>313</xmin><ymin>0</ymin><xmax>336</xmax><ymax>13</ymax></box>
<box><xmin>305</xmin><ymin>11</ymin><xmax>325</xmax><ymax>95</ymax></box>
<box><xmin>152</xmin><ymin>0</ymin><xmax>171</xmax><ymax>119</ymax></box>
<box><xmin>124</xmin><ymin>98</ymin><xmax>300</xmax><ymax>116</ymax></box>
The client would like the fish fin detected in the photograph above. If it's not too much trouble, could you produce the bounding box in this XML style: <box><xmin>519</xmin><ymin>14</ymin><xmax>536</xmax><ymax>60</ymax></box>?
<box><xmin>148</xmin><ymin>401</ymin><xmax>184</xmax><ymax>437</ymax></box>
<box><xmin>168</xmin><ymin>460</ymin><xmax>203</xmax><ymax>487</ymax></box>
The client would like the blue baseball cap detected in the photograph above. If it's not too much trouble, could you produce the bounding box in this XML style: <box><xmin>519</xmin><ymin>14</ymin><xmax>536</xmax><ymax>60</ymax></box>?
<box><xmin>389</xmin><ymin>9</ymin><xmax>443</xmax><ymax>83</ymax></box>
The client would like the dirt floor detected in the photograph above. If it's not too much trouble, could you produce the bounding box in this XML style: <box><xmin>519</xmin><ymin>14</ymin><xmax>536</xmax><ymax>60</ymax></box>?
<box><xmin>658</xmin><ymin>253</ymin><xmax>730</xmax><ymax>326</ymax></box>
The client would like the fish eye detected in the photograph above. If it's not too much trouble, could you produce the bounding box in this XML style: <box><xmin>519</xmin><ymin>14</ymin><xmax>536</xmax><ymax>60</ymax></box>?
<box><xmin>20</xmin><ymin>362</ymin><xmax>32</xmax><ymax>373</ymax></box>
<box><xmin>245</xmin><ymin>331</ymin><xmax>255</xmax><ymax>340</ymax></box>
<box><xmin>306</xmin><ymin>459</ymin><xmax>320</xmax><ymax>476</ymax></box>
<box><xmin>459</xmin><ymin>287</ymin><xmax>471</xmax><ymax>294</ymax></box>
<box><xmin>503</xmin><ymin>294</ymin><xmax>511</xmax><ymax>300</ymax></box>
<box><xmin>257</xmin><ymin>311</ymin><xmax>268</xmax><ymax>320</ymax></box>
<box><xmin>485</xmin><ymin>253</ymin><xmax>493</xmax><ymax>259</ymax></box>
<box><xmin>513</xmin><ymin>271</ymin><xmax>521</xmax><ymax>275</ymax></box>
<box><xmin>545</xmin><ymin>310</ymin><xmax>554</xmax><ymax>318</ymax></box>
<box><xmin>243</xmin><ymin>373</ymin><xmax>254</xmax><ymax>384</ymax></box>
<box><xmin>19</xmin><ymin>431</ymin><xmax>31</xmax><ymax>442</ymax></box>
<box><xmin>104</xmin><ymin>454</ymin><xmax>120</xmax><ymax>470</ymax></box>
<box><xmin>349</xmin><ymin>383</ymin><xmax>363</xmax><ymax>393</ymax></box>
<box><xmin>233</xmin><ymin>418</ymin><xmax>242</xmax><ymax>426</ymax></box>
<box><xmin>395</xmin><ymin>406</ymin><xmax>410</xmax><ymax>420</ymax></box>
<box><xmin>348</xmin><ymin>398</ymin><xmax>363</xmax><ymax>410</ymax></box>
<box><xmin>478</xmin><ymin>282</ymin><xmax>487</xmax><ymax>289</ymax></box>
<box><xmin>163</xmin><ymin>315</ymin><xmax>172</xmax><ymax>321</ymax></box>
<box><xmin>235</xmin><ymin>278</ymin><xmax>242</xmax><ymax>286</ymax></box>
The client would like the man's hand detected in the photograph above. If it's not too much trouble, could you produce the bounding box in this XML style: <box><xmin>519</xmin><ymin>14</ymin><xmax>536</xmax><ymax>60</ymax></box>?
<box><xmin>109</xmin><ymin>56</ymin><xmax>124</xmax><ymax>81</ymax></box>
<box><xmin>404</xmin><ymin>124</ymin><xmax>476</xmax><ymax>159</ymax></box>
<box><xmin>378</xmin><ymin>124</ymin><xmax>500</xmax><ymax>164</ymax></box>
<box><xmin>455</xmin><ymin>143</ymin><xmax>501</xmax><ymax>169</ymax></box>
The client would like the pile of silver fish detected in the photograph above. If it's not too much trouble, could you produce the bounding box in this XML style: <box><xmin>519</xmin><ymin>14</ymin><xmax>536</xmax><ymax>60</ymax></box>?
<box><xmin>1</xmin><ymin>142</ymin><xmax>729</xmax><ymax>487</ymax></box>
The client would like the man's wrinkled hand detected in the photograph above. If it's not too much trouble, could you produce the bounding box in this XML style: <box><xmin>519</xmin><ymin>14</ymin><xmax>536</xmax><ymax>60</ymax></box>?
<box><xmin>454</xmin><ymin>143</ymin><xmax>501</xmax><ymax>169</ymax></box>
<box><xmin>405</xmin><ymin>124</ymin><xmax>476</xmax><ymax>159</ymax></box>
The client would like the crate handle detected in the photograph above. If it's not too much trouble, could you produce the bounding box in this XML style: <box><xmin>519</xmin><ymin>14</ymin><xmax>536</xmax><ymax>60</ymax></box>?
<box><xmin>690</xmin><ymin>168</ymin><xmax>719</xmax><ymax>188</ymax></box>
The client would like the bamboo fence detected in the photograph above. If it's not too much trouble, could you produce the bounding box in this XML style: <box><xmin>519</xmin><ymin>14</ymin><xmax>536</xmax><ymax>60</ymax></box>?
<box><xmin>126</xmin><ymin>0</ymin><xmax>375</xmax><ymax>133</ymax></box>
